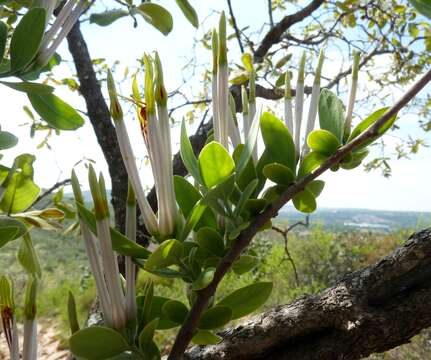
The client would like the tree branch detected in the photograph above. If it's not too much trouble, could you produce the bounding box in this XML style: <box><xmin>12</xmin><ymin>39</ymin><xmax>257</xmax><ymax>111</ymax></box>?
<box><xmin>34</xmin><ymin>179</ymin><xmax>71</xmax><ymax>205</ymax></box>
<box><xmin>254</xmin><ymin>0</ymin><xmax>326</xmax><ymax>63</ymax></box>
<box><xmin>226</xmin><ymin>0</ymin><xmax>244</xmax><ymax>54</ymax></box>
<box><xmin>185</xmin><ymin>228</ymin><xmax>431</xmax><ymax>359</ymax></box>
<box><xmin>167</xmin><ymin>66</ymin><xmax>431</xmax><ymax>359</ymax></box>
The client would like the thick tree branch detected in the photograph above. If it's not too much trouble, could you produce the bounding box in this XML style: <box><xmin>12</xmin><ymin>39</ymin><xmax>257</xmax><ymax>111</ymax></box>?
<box><xmin>167</xmin><ymin>67</ymin><xmax>431</xmax><ymax>359</ymax></box>
<box><xmin>254</xmin><ymin>0</ymin><xmax>326</xmax><ymax>63</ymax></box>
<box><xmin>185</xmin><ymin>228</ymin><xmax>431</xmax><ymax>359</ymax></box>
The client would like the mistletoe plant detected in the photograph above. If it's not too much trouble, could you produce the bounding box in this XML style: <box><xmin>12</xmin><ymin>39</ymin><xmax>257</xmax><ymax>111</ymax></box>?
<box><xmin>60</xmin><ymin>11</ymin><xmax>430</xmax><ymax>360</ymax></box>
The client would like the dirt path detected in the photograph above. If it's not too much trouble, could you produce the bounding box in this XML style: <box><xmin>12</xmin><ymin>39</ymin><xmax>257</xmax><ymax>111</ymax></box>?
<box><xmin>0</xmin><ymin>321</ymin><xmax>69</xmax><ymax>360</ymax></box>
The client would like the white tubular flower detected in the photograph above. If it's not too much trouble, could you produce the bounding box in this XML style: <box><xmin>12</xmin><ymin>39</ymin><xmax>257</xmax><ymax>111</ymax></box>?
<box><xmin>23</xmin><ymin>278</ymin><xmax>37</xmax><ymax>360</ymax></box>
<box><xmin>125</xmin><ymin>182</ymin><xmax>137</xmax><ymax>324</ymax></box>
<box><xmin>345</xmin><ymin>50</ymin><xmax>360</xmax><ymax>135</ymax></box>
<box><xmin>107</xmin><ymin>70</ymin><xmax>159</xmax><ymax>236</ymax></box>
<box><xmin>212</xmin><ymin>29</ymin><xmax>220</xmax><ymax>144</ymax></box>
<box><xmin>284</xmin><ymin>71</ymin><xmax>294</xmax><ymax>135</ymax></box>
<box><xmin>302</xmin><ymin>49</ymin><xmax>325</xmax><ymax>158</ymax></box>
<box><xmin>217</xmin><ymin>11</ymin><xmax>229</xmax><ymax>149</ymax></box>
<box><xmin>294</xmin><ymin>52</ymin><xmax>306</xmax><ymax>158</ymax></box>
<box><xmin>88</xmin><ymin>167</ymin><xmax>126</xmax><ymax>331</ymax></box>
<box><xmin>242</xmin><ymin>86</ymin><xmax>250</xmax><ymax>138</ymax></box>
<box><xmin>71</xmin><ymin>170</ymin><xmax>113</xmax><ymax>327</ymax></box>
<box><xmin>0</xmin><ymin>276</ymin><xmax>19</xmax><ymax>360</ymax></box>
<box><xmin>248</xmin><ymin>70</ymin><xmax>258</xmax><ymax>162</ymax></box>
<box><xmin>228</xmin><ymin>93</ymin><xmax>242</xmax><ymax>148</ymax></box>
<box><xmin>37</xmin><ymin>0</ymin><xmax>89</xmax><ymax>67</ymax></box>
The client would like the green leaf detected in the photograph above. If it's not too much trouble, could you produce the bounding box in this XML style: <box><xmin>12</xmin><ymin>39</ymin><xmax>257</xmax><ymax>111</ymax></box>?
<box><xmin>241</xmin><ymin>53</ymin><xmax>253</xmax><ymax>72</ymax></box>
<box><xmin>318</xmin><ymin>89</ymin><xmax>345</xmax><ymax>141</ymax></box>
<box><xmin>90</xmin><ymin>9</ymin><xmax>129</xmax><ymax>26</ymax></box>
<box><xmin>161</xmin><ymin>300</ymin><xmax>188</xmax><ymax>324</ymax></box>
<box><xmin>0</xmin><ymin>131</ymin><xmax>18</xmax><ymax>150</ymax></box>
<box><xmin>410</xmin><ymin>0</ymin><xmax>431</xmax><ymax>18</ymax></box>
<box><xmin>0</xmin><ymin>22</ymin><xmax>7</xmax><ymax>62</ymax></box>
<box><xmin>138</xmin><ymin>318</ymin><xmax>158</xmax><ymax>350</ymax></box>
<box><xmin>76</xmin><ymin>203</ymin><xmax>151</xmax><ymax>258</ymax></box>
<box><xmin>69</xmin><ymin>326</ymin><xmax>130</xmax><ymax>359</ymax></box>
<box><xmin>137</xmin><ymin>3</ymin><xmax>173</xmax><ymax>35</ymax></box>
<box><xmin>192</xmin><ymin>330</ymin><xmax>222</xmax><ymax>345</ymax></box>
<box><xmin>198</xmin><ymin>306</ymin><xmax>232</xmax><ymax>330</ymax></box>
<box><xmin>292</xmin><ymin>188</ymin><xmax>316</xmax><ymax>213</ymax></box>
<box><xmin>232</xmin><ymin>144</ymin><xmax>257</xmax><ymax>191</ymax></box>
<box><xmin>179</xmin><ymin>200</ymin><xmax>207</xmax><ymax>241</ymax></box>
<box><xmin>0</xmin><ymin>217</ymin><xmax>27</xmax><ymax>248</ymax></box>
<box><xmin>217</xmin><ymin>282</ymin><xmax>273</xmax><ymax>320</ymax></box>
<box><xmin>0</xmin><ymin>81</ymin><xmax>54</xmax><ymax>94</ymax></box>
<box><xmin>10</xmin><ymin>8</ymin><xmax>46</xmax><ymax>73</ymax></box>
<box><xmin>348</xmin><ymin>107</ymin><xmax>397</xmax><ymax>148</ymax></box>
<box><xmin>28</xmin><ymin>93</ymin><xmax>84</xmax><ymax>131</ymax></box>
<box><xmin>234</xmin><ymin>179</ymin><xmax>258</xmax><ymax>217</ymax></box>
<box><xmin>260</xmin><ymin>112</ymin><xmax>296</xmax><ymax>172</ymax></box>
<box><xmin>176</xmin><ymin>0</ymin><xmax>199</xmax><ymax>28</ymax></box>
<box><xmin>0</xmin><ymin>154</ymin><xmax>40</xmax><ymax>214</ymax></box>
<box><xmin>199</xmin><ymin>141</ymin><xmax>235</xmax><ymax>188</ymax></box>
<box><xmin>232</xmin><ymin>255</ymin><xmax>258</xmax><ymax>275</ymax></box>
<box><xmin>307</xmin><ymin>180</ymin><xmax>325</xmax><ymax>198</ymax></box>
<box><xmin>196</xmin><ymin>227</ymin><xmax>224</xmax><ymax>257</ymax></box>
<box><xmin>307</xmin><ymin>129</ymin><xmax>341</xmax><ymax>156</ymax></box>
<box><xmin>145</xmin><ymin>239</ymin><xmax>183</xmax><ymax>271</ymax></box>
<box><xmin>192</xmin><ymin>267</ymin><xmax>215</xmax><ymax>290</ymax></box>
<box><xmin>263</xmin><ymin>163</ymin><xmax>295</xmax><ymax>186</ymax></box>
<box><xmin>180</xmin><ymin>120</ymin><xmax>203</xmax><ymax>184</ymax></box>
<box><xmin>67</xmin><ymin>291</ymin><xmax>80</xmax><ymax>334</ymax></box>
<box><xmin>173</xmin><ymin>176</ymin><xmax>216</xmax><ymax>229</ymax></box>
<box><xmin>298</xmin><ymin>152</ymin><xmax>328</xmax><ymax>178</ymax></box>
<box><xmin>136</xmin><ymin>295</ymin><xmax>178</xmax><ymax>330</ymax></box>
<box><xmin>18</xmin><ymin>234</ymin><xmax>41</xmax><ymax>278</ymax></box>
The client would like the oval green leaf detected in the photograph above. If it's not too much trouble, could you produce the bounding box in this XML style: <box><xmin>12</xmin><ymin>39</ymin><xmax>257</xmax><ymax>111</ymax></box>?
<box><xmin>176</xmin><ymin>0</ymin><xmax>199</xmax><ymax>28</ymax></box>
<box><xmin>298</xmin><ymin>151</ymin><xmax>328</xmax><ymax>178</ymax></box>
<box><xmin>137</xmin><ymin>3</ymin><xmax>173</xmax><ymax>35</ymax></box>
<box><xmin>69</xmin><ymin>326</ymin><xmax>130</xmax><ymax>359</ymax></box>
<box><xmin>145</xmin><ymin>239</ymin><xmax>183</xmax><ymax>271</ymax></box>
<box><xmin>306</xmin><ymin>180</ymin><xmax>325</xmax><ymax>198</ymax></box>
<box><xmin>161</xmin><ymin>300</ymin><xmax>188</xmax><ymax>324</ymax></box>
<box><xmin>232</xmin><ymin>255</ymin><xmax>258</xmax><ymax>275</ymax></box>
<box><xmin>307</xmin><ymin>129</ymin><xmax>341</xmax><ymax>156</ymax></box>
<box><xmin>192</xmin><ymin>330</ymin><xmax>222</xmax><ymax>345</ymax></box>
<box><xmin>292</xmin><ymin>188</ymin><xmax>316</xmax><ymax>213</ymax></box>
<box><xmin>0</xmin><ymin>131</ymin><xmax>18</xmax><ymax>150</ymax></box>
<box><xmin>196</xmin><ymin>227</ymin><xmax>224</xmax><ymax>257</ymax></box>
<box><xmin>217</xmin><ymin>282</ymin><xmax>273</xmax><ymax>320</ymax></box>
<box><xmin>28</xmin><ymin>93</ymin><xmax>84</xmax><ymax>130</ymax></box>
<box><xmin>198</xmin><ymin>306</ymin><xmax>232</xmax><ymax>330</ymax></box>
<box><xmin>262</xmin><ymin>163</ymin><xmax>295</xmax><ymax>186</ymax></box>
<box><xmin>318</xmin><ymin>89</ymin><xmax>345</xmax><ymax>141</ymax></box>
<box><xmin>199</xmin><ymin>141</ymin><xmax>235</xmax><ymax>188</ymax></box>
<box><xmin>192</xmin><ymin>267</ymin><xmax>215</xmax><ymax>291</ymax></box>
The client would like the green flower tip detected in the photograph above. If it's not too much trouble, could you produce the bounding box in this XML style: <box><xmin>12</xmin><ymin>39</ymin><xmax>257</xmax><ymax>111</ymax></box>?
<box><xmin>71</xmin><ymin>169</ymin><xmax>84</xmax><ymax>205</ymax></box>
<box><xmin>0</xmin><ymin>276</ymin><xmax>14</xmax><ymax>310</ymax></box>
<box><xmin>212</xmin><ymin>29</ymin><xmax>218</xmax><ymax>74</ymax></box>
<box><xmin>144</xmin><ymin>54</ymin><xmax>156</xmax><ymax>114</ymax></box>
<box><xmin>314</xmin><ymin>48</ymin><xmax>325</xmax><ymax>84</ymax></box>
<box><xmin>352</xmin><ymin>50</ymin><xmax>360</xmax><ymax>81</ymax></box>
<box><xmin>88</xmin><ymin>165</ymin><xmax>108</xmax><ymax>220</ymax></box>
<box><xmin>242</xmin><ymin>86</ymin><xmax>249</xmax><ymax>114</ymax></box>
<box><xmin>154</xmin><ymin>52</ymin><xmax>167</xmax><ymax>107</ymax></box>
<box><xmin>218</xmin><ymin>12</ymin><xmax>227</xmax><ymax>65</ymax></box>
<box><xmin>298</xmin><ymin>51</ymin><xmax>306</xmax><ymax>83</ymax></box>
<box><xmin>284</xmin><ymin>71</ymin><xmax>292</xmax><ymax>99</ymax></box>
<box><xmin>24</xmin><ymin>277</ymin><xmax>37</xmax><ymax>320</ymax></box>
<box><xmin>107</xmin><ymin>70</ymin><xmax>123</xmax><ymax>122</ymax></box>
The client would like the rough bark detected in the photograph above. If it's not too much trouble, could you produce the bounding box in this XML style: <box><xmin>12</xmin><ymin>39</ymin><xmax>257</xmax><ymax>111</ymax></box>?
<box><xmin>185</xmin><ymin>228</ymin><xmax>431</xmax><ymax>360</ymax></box>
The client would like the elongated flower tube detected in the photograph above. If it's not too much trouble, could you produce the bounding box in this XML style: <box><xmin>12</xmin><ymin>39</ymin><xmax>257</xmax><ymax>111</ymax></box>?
<box><xmin>242</xmin><ymin>86</ymin><xmax>250</xmax><ymax>137</ymax></box>
<box><xmin>107</xmin><ymin>70</ymin><xmax>159</xmax><ymax>236</ymax></box>
<box><xmin>302</xmin><ymin>49</ymin><xmax>325</xmax><ymax>157</ymax></box>
<box><xmin>294</xmin><ymin>52</ymin><xmax>306</xmax><ymax>158</ymax></box>
<box><xmin>228</xmin><ymin>93</ymin><xmax>242</xmax><ymax>148</ymax></box>
<box><xmin>345</xmin><ymin>50</ymin><xmax>360</xmax><ymax>136</ymax></box>
<box><xmin>125</xmin><ymin>181</ymin><xmax>137</xmax><ymax>324</ymax></box>
<box><xmin>88</xmin><ymin>166</ymin><xmax>126</xmax><ymax>330</ymax></box>
<box><xmin>217</xmin><ymin>12</ymin><xmax>229</xmax><ymax>149</ymax></box>
<box><xmin>0</xmin><ymin>276</ymin><xmax>19</xmax><ymax>360</ymax></box>
<box><xmin>71</xmin><ymin>170</ymin><xmax>113</xmax><ymax>327</ymax></box>
<box><xmin>37</xmin><ymin>1</ymin><xmax>89</xmax><ymax>67</ymax></box>
<box><xmin>248</xmin><ymin>70</ymin><xmax>258</xmax><ymax>162</ymax></box>
<box><xmin>22</xmin><ymin>277</ymin><xmax>37</xmax><ymax>360</ymax></box>
<box><xmin>284</xmin><ymin>71</ymin><xmax>294</xmax><ymax>135</ymax></box>
<box><xmin>212</xmin><ymin>29</ymin><xmax>220</xmax><ymax>145</ymax></box>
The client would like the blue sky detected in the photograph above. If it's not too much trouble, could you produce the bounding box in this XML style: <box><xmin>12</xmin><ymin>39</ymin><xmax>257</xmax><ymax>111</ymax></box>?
<box><xmin>2</xmin><ymin>1</ymin><xmax>431</xmax><ymax>212</ymax></box>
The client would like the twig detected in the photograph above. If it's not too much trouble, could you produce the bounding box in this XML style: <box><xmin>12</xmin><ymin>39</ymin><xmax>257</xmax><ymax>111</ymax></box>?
<box><xmin>167</xmin><ymin>66</ymin><xmax>431</xmax><ymax>360</ymax></box>
<box><xmin>267</xmin><ymin>0</ymin><xmax>274</xmax><ymax>28</ymax></box>
<box><xmin>272</xmin><ymin>215</ymin><xmax>309</xmax><ymax>286</ymax></box>
<box><xmin>226</xmin><ymin>0</ymin><xmax>244</xmax><ymax>54</ymax></box>
<box><xmin>34</xmin><ymin>179</ymin><xmax>71</xmax><ymax>205</ymax></box>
